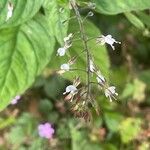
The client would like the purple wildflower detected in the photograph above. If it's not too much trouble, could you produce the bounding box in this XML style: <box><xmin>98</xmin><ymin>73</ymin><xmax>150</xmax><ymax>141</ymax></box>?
<box><xmin>38</xmin><ymin>123</ymin><xmax>54</xmax><ymax>139</ymax></box>
<box><xmin>11</xmin><ymin>95</ymin><xmax>21</xmax><ymax>105</ymax></box>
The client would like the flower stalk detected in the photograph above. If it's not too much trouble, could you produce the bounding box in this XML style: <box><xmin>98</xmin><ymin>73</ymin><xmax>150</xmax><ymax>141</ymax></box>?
<box><xmin>70</xmin><ymin>0</ymin><xmax>91</xmax><ymax>100</ymax></box>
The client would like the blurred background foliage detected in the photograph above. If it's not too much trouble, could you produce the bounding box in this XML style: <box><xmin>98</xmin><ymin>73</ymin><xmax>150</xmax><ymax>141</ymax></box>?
<box><xmin>0</xmin><ymin>0</ymin><xmax>150</xmax><ymax>149</ymax></box>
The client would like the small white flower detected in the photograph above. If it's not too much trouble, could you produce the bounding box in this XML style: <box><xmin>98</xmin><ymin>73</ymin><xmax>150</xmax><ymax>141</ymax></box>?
<box><xmin>64</xmin><ymin>33</ymin><xmax>73</xmax><ymax>42</ymax></box>
<box><xmin>63</xmin><ymin>85</ymin><xmax>77</xmax><ymax>95</ymax></box>
<box><xmin>96</xmin><ymin>74</ymin><xmax>105</xmax><ymax>85</ymax></box>
<box><xmin>89</xmin><ymin>60</ymin><xmax>95</xmax><ymax>72</ymax></box>
<box><xmin>60</xmin><ymin>63</ymin><xmax>70</xmax><ymax>71</ymax></box>
<box><xmin>104</xmin><ymin>86</ymin><xmax>118</xmax><ymax>102</ymax></box>
<box><xmin>6</xmin><ymin>2</ymin><xmax>13</xmax><ymax>21</ymax></box>
<box><xmin>97</xmin><ymin>35</ymin><xmax>121</xmax><ymax>50</ymax></box>
<box><xmin>57</xmin><ymin>47</ymin><xmax>66</xmax><ymax>56</ymax></box>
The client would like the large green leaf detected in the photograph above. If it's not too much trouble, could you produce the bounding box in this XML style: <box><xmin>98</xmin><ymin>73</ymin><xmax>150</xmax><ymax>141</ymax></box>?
<box><xmin>0</xmin><ymin>0</ymin><xmax>45</xmax><ymax>29</ymax></box>
<box><xmin>44</xmin><ymin>0</ymin><xmax>70</xmax><ymax>45</ymax></box>
<box><xmin>92</xmin><ymin>0</ymin><xmax>150</xmax><ymax>15</ymax></box>
<box><xmin>0</xmin><ymin>15</ymin><xmax>55</xmax><ymax>111</ymax></box>
<box><xmin>49</xmin><ymin>19</ymin><xmax>110</xmax><ymax>82</ymax></box>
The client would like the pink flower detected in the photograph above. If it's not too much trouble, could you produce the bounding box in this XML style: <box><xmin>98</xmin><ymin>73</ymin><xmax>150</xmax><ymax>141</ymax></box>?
<box><xmin>38</xmin><ymin>123</ymin><xmax>54</xmax><ymax>139</ymax></box>
<box><xmin>11</xmin><ymin>95</ymin><xmax>21</xmax><ymax>105</ymax></box>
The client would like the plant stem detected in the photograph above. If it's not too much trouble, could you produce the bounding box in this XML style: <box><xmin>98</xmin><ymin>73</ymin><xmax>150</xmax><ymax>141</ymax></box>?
<box><xmin>70</xmin><ymin>0</ymin><xmax>91</xmax><ymax>99</ymax></box>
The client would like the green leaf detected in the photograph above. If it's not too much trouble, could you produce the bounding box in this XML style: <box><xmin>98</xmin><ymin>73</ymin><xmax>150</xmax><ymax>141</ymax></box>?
<box><xmin>7</xmin><ymin>126</ymin><xmax>25</xmax><ymax>145</ymax></box>
<box><xmin>104</xmin><ymin>112</ymin><xmax>124</xmax><ymax>132</ymax></box>
<box><xmin>119</xmin><ymin>118</ymin><xmax>141</xmax><ymax>144</ymax></box>
<box><xmin>38</xmin><ymin>99</ymin><xmax>53</xmax><ymax>115</ymax></box>
<box><xmin>121</xmin><ymin>83</ymin><xmax>134</xmax><ymax>99</ymax></box>
<box><xmin>121</xmin><ymin>79</ymin><xmax>146</xmax><ymax>102</ymax></box>
<box><xmin>0</xmin><ymin>15</ymin><xmax>55</xmax><ymax>111</ymax></box>
<box><xmin>133</xmin><ymin>78</ymin><xmax>146</xmax><ymax>102</ymax></box>
<box><xmin>0</xmin><ymin>116</ymin><xmax>15</xmax><ymax>129</ymax></box>
<box><xmin>92</xmin><ymin>0</ymin><xmax>150</xmax><ymax>15</ymax></box>
<box><xmin>49</xmin><ymin>19</ymin><xmax>109</xmax><ymax>82</ymax></box>
<box><xmin>44</xmin><ymin>75</ymin><xmax>67</xmax><ymax>99</ymax></box>
<box><xmin>69</xmin><ymin>123</ymin><xmax>101</xmax><ymax>150</ymax></box>
<box><xmin>44</xmin><ymin>0</ymin><xmax>70</xmax><ymax>45</ymax></box>
<box><xmin>137</xmin><ymin>12</ymin><xmax>150</xmax><ymax>28</ymax></box>
<box><xmin>0</xmin><ymin>0</ymin><xmax>45</xmax><ymax>29</ymax></box>
<box><xmin>124</xmin><ymin>12</ymin><xmax>145</xmax><ymax>30</ymax></box>
<box><xmin>139</xmin><ymin>70</ymin><xmax>150</xmax><ymax>86</ymax></box>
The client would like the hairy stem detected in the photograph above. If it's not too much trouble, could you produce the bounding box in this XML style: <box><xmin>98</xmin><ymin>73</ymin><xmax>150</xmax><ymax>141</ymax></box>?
<box><xmin>70</xmin><ymin>0</ymin><xmax>91</xmax><ymax>98</ymax></box>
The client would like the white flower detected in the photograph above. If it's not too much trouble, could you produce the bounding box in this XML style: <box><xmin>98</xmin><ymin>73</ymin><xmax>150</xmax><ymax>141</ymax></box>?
<box><xmin>63</xmin><ymin>85</ymin><xmax>77</xmax><ymax>95</ymax></box>
<box><xmin>97</xmin><ymin>35</ymin><xmax>121</xmax><ymax>50</ymax></box>
<box><xmin>104</xmin><ymin>86</ymin><xmax>118</xmax><ymax>102</ymax></box>
<box><xmin>89</xmin><ymin>60</ymin><xmax>95</xmax><ymax>72</ymax></box>
<box><xmin>96</xmin><ymin>74</ymin><xmax>105</xmax><ymax>85</ymax></box>
<box><xmin>60</xmin><ymin>63</ymin><xmax>70</xmax><ymax>71</ymax></box>
<box><xmin>57</xmin><ymin>33</ymin><xmax>73</xmax><ymax>56</ymax></box>
<box><xmin>64</xmin><ymin>33</ymin><xmax>73</xmax><ymax>43</ymax></box>
<box><xmin>6</xmin><ymin>2</ymin><xmax>13</xmax><ymax>21</ymax></box>
<box><xmin>57</xmin><ymin>47</ymin><xmax>66</xmax><ymax>56</ymax></box>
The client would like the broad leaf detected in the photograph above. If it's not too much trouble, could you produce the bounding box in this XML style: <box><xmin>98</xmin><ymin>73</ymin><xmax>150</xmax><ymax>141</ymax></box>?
<box><xmin>49</xmin><ymin>19</ymin><xmax>110</xmax><ymax>82</ymax></box>
<box><xmin>0</xmin><ymin>0</ymin><xmax>45</xmax><ymax>29</ymax></box>
<box><xmin>0</xmin><ymin>15</ymin><xmax>55</xmax><ymax>111</ymax></box>
<box><xmin>104</xmin><ymin>112</ymin><xmax>124</xmax><ymax>132</ymax></box>
<box><xmin>119</xmin><ymin>118</ymin><xmax>141</xmax><ymax>143</ymax></box>
<box><xmin>92</xmin><ymin>0</ymin><xmax>150</xmax><ymax>15</ymax></box>
<box><xmin>44</xmin><ymin>0</ymin><xmax>70</xmax><ymax>45</ymax></box>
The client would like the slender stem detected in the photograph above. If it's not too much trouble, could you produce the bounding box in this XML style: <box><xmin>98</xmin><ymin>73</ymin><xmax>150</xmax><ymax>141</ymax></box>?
<box><xmin>70</xmin><ymin>0</ymin><xmax>91</xmax><ymax>99</ymax></box>
<box><xmin>62</xmin><ymin>16</ymin><xmax>77</xmax><ymax>24</ymax></box>
<box><xmin>69</xmin><ymin>68</ymin><xmax>87</xmax><ymax>73</ymax></box>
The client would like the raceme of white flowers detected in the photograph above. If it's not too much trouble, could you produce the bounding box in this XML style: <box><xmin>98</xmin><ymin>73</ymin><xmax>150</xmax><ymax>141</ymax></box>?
<box><xmin>59</xmin><ymin>33</ymin><xmax>120</xmax><ymax>102</ymax></box>
<box><xmin>96</xmin><ymin>35</ymin><xmax>121</xmax><ymax>50</ymax></box>
<box><xmin>6</xmin><ymin>2</ymin><xmax>13</xmax><ymax>21</ymax></box>
<box><xmin>57</xmin><ymin>5</ymin><xmax>121</xmax><ymax>104</ymax></box>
